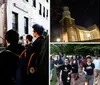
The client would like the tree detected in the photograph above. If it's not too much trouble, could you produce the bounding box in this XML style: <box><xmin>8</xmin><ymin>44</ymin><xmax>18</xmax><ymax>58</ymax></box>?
<box><xmin>50</xmin><ymin>44</ymin><xmax>100</xmax><ymax>56</ymax></box>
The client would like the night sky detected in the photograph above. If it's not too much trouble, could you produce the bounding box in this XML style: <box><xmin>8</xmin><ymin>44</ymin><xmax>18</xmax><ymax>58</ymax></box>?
<box><xmin>50</xmin><ymin>0</ymin><xmax>99</xmax><ymax>41</ymax></box>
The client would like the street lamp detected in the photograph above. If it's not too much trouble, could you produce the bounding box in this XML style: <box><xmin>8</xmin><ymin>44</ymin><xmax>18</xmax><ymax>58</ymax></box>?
<box><xmin>56</xmin><ymin>38</ymin><xmax>60</xmax><ymax>42</ymax></box>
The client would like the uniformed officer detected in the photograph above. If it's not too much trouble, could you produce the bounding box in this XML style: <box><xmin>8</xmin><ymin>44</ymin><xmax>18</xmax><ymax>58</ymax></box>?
<box><xmin>22</xmin><ymin>24</ymin><xmax>45</xmax><ymax>85</ymax></box>
<box><xmin>0</xmin><ymin>30</ymin><xmax>24</xmax><ymax>85</ymax></box>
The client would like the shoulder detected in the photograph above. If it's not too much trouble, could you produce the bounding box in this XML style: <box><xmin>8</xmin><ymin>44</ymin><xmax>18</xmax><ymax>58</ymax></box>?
<box><xmin>91</xmin><ymin>63</ymin><xmax>95</xmax><ymax>66</ymax></box>
<box><xmin>68</xmin><ymin>64</ymin><xmax>71</xmax><ymax>67</ymax></box>
<box><xmin>60</xmin><ymin>65</ymin><xmax>64</xmax><ymax>69</ymax></box>
<box><xmin>93</xmin><ymin>59</ymin><xmax>95</xmax><ymax>62</ymax></box>
<box><xmin>0</xmin><ymin>50</ymin><xmax>18</xmax><ymax>60</ymax></box>
<box><xmin>83</xmin><ymin>63</ymin><xmax>87</xmax><ymax>67</ymax></box>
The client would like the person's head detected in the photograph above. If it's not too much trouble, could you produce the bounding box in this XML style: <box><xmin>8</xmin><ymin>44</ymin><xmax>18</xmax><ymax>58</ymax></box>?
<box><xmin>19</xmin><ymin>36</ymin><xmax>23</xmax><ymax>40</ymax></box>
<box><xmin>26</xmin><ymin>34</ymin><xmax>33</xmax><ymax>44</ymax></box>
<box><xmin>73</xmin><ymin>55</ymin><xmax>77</xmax><ymax>60</ymax></box>
<box><xmin>86</xmin><ymin>56</ymin><xmax>92</xmax><ymax>63</ymax></box>
<box><xmin>5</xmin><ymin>29</ymin><xmax>19</xmax><ymax>45</ymax></box>
<box><xmin>95</xmin><ymin>56</ymin><xmax>98</xmax><ymax>59</ymax></box>
<box><xmin>50</xmin><ymin>56</ymin><xmax>53</xmax><ymax>60</ymax></box>
<box><xmin>64</xmin><ymin>58</ymin><xmax>69</xmax><ymax>65</ymax></box>
<box><xmin>32</xmin><ymin>24</ymin><xmax>44</xmax><ymax>38</ymax></box>
<box><xmin>57</xmin><ymin>55</ymin><xmax>61</xmax><ymax>60</ymax></box>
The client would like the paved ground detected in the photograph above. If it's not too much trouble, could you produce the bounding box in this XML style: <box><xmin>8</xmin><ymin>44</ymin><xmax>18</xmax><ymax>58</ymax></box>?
<box><xmin>55</xmin><ymin>57</ymin><xmax>100</xmax><ymax>85</ymax></box>
<box><xmin>55</xmin><ymin>70</ymin><xmax>100</xmax><ymax>85</ymax></box>
<box><xmin>56</xmin><ymin>73</ymin><xmax>85</xmax><ymax>85</ymax></box>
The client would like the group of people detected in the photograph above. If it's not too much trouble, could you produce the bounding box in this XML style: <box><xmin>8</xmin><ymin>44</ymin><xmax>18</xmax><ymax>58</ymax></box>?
<box><xmin>0</xmin><ymin>24</ymin><xmax>49</xmax><ymax>85</ymax></box>
<box><xmin>50</xmin><ymin>55</ymin><xmax>100</xmax><ymax>85</ymax></box>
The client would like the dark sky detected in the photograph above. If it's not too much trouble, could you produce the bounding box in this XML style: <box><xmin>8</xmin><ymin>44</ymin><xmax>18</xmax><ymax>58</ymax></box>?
<box><xmin>50</xmin><ymin>0</ymin><xmax>99</xmax><ymax>41</ymax></box>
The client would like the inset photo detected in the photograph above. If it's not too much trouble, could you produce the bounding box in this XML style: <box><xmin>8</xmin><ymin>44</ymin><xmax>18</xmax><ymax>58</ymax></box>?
<box><xmin>50</xmin><ymin>44</ymin><xmax>100</xmax><ymax>85</ymax></box>
<box><xmin>50</xmin><ymin>0</ymin><xmax>100</xmax><ymax>42</ymax></box>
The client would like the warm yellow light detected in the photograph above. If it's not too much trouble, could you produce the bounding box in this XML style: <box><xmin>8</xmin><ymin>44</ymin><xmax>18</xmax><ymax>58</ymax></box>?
<box><xmin>56</xmin><ymin>38</ymin><xmax>60</xmax><ymax>42</ymax></box>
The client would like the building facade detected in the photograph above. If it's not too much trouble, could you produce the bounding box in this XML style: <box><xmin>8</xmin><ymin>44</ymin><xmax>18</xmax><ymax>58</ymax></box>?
<box><xmin>0</xmin><ymin>1</ymin><xmax>5</xmax><ymax>46</ymax></box>
<box><xmin>0</xmin><ymin>0</ymin><xmax>50</xmax><ymax>46</ymax></box>
<box><xmin>60</xmin><ymin>6</ymin><xmax>100</xmax><ymax>42</ymax></box>
<box><xmin>7</xmin><ymin>0</ymin><xmax>50</xmax><ymax>36</ymax></box>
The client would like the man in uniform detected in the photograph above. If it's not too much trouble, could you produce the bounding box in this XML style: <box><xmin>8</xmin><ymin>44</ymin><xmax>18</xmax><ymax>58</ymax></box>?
<box><xmin>23</xmin><ymin>24</ymin><xmax>45</xmax><ymax>85</ymax></box>
<box><xmin>0</xmin><ymin>30</ymin><xmax>24</xmax><ymax>85</ymax></box>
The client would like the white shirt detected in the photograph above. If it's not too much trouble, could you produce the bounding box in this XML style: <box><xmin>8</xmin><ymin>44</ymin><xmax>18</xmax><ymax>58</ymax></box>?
<box><xmin>93</xmin><ymin>59</ymin><xmax>100</xmax><ymax>70</ymax></box>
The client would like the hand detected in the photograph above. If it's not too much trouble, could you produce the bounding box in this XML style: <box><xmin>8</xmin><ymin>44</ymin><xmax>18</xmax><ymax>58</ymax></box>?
<box><xmin>68</xmin><ymin>72</ymin><xmax>71</xmax><ymax>75</ymax></box>
<box><xmin>60</xmin><ymin>78</ymin><xmax>62</xmax><ymax>82</ymax></box>
<box><xmin>84</xmin><ymin>71</ymin><xmax>87</xmax><ymax>75</ymax></box>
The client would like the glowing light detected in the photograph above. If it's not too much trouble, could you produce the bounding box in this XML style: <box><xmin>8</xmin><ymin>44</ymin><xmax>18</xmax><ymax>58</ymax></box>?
<box><xmin>56</xmin><ymin>38</ymin><xmax>60</xmax><ymax>42</ymax></box>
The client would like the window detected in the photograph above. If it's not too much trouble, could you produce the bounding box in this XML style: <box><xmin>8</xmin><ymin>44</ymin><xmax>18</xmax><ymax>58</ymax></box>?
<box><xmin>24</xmin><ymin>17</ymin><xmax>28</xmax><ymax>34</ymax></box>
<box><xmin>84</xmin><ymin>34</ymin><xmax>86</xmax><ymax>40</ymax></box>
<box><xmin>46</xmin><ymin>0</ymin><xmax>48</xmax><ymax>2</ymax></box>
<box><xmin>43</xmin><ymin>6</ymin><xmax>45</xmax><ymax>17</ymax></box>
<box><xmin>33</xmin><ymin>0</ymin><xmax>36</xmax><ymax>7</ymax></box>
<box><xmin>72</xmin><ymin>35</ymin><xmax>75</xmax><ymax>41</ymax></box>
<box><xmin>46</xmin><ymin>9</ymin><xmax>48</xmax><ymax>18</ymax></box>
<box><xmin>12</xmin><ymin>12</ymin><xmax>18</xmax><ymax>31</ymax></box>
<box><xmin>39</xmin><ymin>3</ymin><xmax>42</xmax><ymax>15</ymax></box>
<box><xmin>91</xmin><ymin>34</ymin><xmax>94</xmax><ymax>39</ymax></box>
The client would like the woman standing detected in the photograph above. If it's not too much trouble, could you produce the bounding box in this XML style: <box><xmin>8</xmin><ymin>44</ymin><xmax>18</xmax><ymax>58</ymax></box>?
<box><xmin>54</xmin><ymin>55</ymin><xmax>63</xmax><ymax>85</ymax></box>
<box><xmin>70</xmin><ymin>55</ymin><xmax>79</xmax><ymax>85</ymax></box>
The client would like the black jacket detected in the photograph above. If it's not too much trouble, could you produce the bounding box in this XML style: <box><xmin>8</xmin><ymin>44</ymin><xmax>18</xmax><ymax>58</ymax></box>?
<box><xmin>37</xmin><ymin>36</ymin><xmax>49</xmax><ymax>85</ymax></box>
<box><xmin>0</xmin><ymin>44</ymin><xmax>24</xmax><ymax>85</ymax></box>
<box><xmin>24</xmin><ymin>36</ymin><xmax>45</xmax><ymax>85</ymax></box>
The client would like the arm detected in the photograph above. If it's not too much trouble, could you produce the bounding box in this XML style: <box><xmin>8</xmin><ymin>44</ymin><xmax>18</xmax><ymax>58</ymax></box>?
<box><xmin>93</xmin><ymin>63</ymin><xmax>95</xmax><ymax>75</ymax></box>
<box><xmin>54</xmin><ymin>63</ymin><xmax>58</xmax><ymax>68</ymax></box>
<box><xmin>54</xmin><ymin>60</ymin><xmax>58</xmax><ymax>67</ymax></box>
<box><xmin>83</xmin><ymin>67</ymin><xmax>87</xmax><ymax>75</ymax></box>
<box><xmin>60</xmin><ymin>70</ymin><xmax>62</xmax><ymax>81</ymax></box>
<box><xmin>68</xmin><ymin>70</ymin><xmax>72</xmax><ymax>75</ymax></box>
<box><xmin>68</xmin><ymin>65</ymin><xmax>72</xmax><ymax>75</ymax></box>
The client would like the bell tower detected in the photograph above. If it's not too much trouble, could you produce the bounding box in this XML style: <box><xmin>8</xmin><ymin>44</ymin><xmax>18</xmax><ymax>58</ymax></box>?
<box><xmin>60</xmin><ymin>6</ymin><xmax>78</xmax><ymax>42</ymax></box>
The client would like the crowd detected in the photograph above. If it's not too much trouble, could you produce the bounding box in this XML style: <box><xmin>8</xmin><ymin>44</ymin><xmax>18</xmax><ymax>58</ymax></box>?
<box><xmin>50</xmin><ymin>55</ymin><xmax>100</xmax><ymax>85</ymax></box>
<box><xmin>0</xmin><ymin>24</ymin><xmax>49</xmax><ymax>85</ymax></box>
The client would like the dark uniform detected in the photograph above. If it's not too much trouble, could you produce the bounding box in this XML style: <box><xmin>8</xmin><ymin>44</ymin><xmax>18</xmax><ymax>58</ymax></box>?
<box><xmin>0</xmin><ymin>44</ymin><xmax>24</xmax><ymax>85</ymax></box>
<box><xmin>37</xmin><ymin>36</ymin><xmax>49</xmax><ymax>85</ymax></box>
<box><xmin>23</xmin><ymin>36</ymin><xmax>45</xmax><ymax>85</ymax></box>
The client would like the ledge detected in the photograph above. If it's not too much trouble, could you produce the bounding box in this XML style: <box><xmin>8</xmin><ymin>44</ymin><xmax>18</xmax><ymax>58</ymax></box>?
<box><xmin>59</xmin><ymin>16</ymin><xmax>75</xmax><ymax>22</ymax></box>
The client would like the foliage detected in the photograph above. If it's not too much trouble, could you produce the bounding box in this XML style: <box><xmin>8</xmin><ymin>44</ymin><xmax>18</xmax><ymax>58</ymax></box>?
<box><xmin>50</xmin><ymin>44</ymin><xmax>100</xmax><ymax>56</ymax></box>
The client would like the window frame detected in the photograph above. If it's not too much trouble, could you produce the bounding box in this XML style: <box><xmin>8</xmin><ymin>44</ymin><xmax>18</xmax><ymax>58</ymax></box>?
<box><xmin>12</xmin><ymin>12</ymin><xmax>18</xmax><ymax>32</ymax></box>
<box><xmin>39</xmin><ymin>3</ymin><xmax>42</xmax><ymax>15</ymax></box>
<box><xmin>43</xmin><ymin>6</ymin><xmax>45</xmax><ymax>17</ymax></box>
<box><xmin>24</xmin><ymin>17</ymin><xmax>28</xmax><ymax>34</ymax></box>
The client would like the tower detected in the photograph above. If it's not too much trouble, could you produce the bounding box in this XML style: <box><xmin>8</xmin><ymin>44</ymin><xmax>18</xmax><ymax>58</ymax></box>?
<box><xmin>60</xmin><ymin>6</ymin><xmax>78</xmax><ymax>42</ymax></box>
